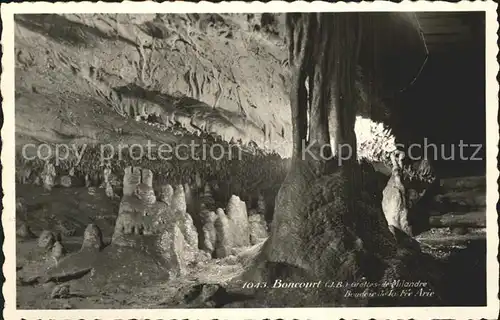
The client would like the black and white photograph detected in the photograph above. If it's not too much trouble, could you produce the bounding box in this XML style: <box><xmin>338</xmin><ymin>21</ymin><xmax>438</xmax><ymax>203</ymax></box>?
<box><xmin>1</xmin><ymin>1</ymin><xmax>498</xmax><ymax>318</ymax></box>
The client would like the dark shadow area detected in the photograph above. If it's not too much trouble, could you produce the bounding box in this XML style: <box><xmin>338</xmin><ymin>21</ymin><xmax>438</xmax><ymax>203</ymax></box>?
<box><xmin>14</xmin><ymin>14</ymin><xmax>138</xmax><ymax>47</ymax></box>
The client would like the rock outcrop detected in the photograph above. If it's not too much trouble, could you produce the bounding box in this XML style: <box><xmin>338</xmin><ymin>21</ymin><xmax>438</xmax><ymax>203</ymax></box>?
<box><xmin>59</xmin><ymin>175</ymin><xmax>72</xmax><ymax>188</ymax></box>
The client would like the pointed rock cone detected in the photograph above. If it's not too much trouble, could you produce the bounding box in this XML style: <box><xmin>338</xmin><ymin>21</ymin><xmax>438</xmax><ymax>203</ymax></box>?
<box><xmin>42</xmin><ymin>161</ymin><xmax>56</xmax><ymax>191</ymax></box>
<box><xmin>200</xmin><ymin>210</ymin><xmax>217</xmax><ymax>254</ymax></box>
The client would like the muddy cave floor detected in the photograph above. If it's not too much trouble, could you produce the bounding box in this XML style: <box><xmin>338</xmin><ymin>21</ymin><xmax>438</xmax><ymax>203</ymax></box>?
<box><xmin>15</xmin><ymin>185</ymin><xmax>487</xmax><ymax>309</ymax></box>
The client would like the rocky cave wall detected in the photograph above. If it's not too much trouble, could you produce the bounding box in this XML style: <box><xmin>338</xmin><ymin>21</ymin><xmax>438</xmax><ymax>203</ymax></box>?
<box><xmin>15</xmin><ymin>13</ymin><xmax>428</xmax><ymax>164</ymax></box>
